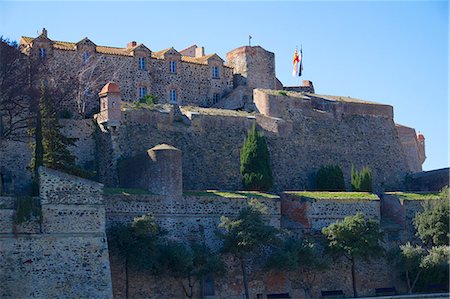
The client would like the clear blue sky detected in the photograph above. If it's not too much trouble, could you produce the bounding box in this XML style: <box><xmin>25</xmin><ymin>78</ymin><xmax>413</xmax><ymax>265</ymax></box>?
<box><xmin>1</xmin><ymin>1</ymin><xmax>448</xmax><ymax>171</ymax></box>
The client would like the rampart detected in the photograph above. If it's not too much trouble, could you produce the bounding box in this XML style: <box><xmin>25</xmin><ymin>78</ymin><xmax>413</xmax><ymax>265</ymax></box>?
<box><xmin>0</xmin><ymin>167</ymin><xmax>113</xmax><ymax>299</ymax></box>
<box><xmin>96</xmin><ymin>89</ymin><xmax>409</xmax><ymax>193</ymax></box>
<box><xmin>281</xmin><ymin>192</ymin><xmax>380</xmax><ymax>236</ymax></box>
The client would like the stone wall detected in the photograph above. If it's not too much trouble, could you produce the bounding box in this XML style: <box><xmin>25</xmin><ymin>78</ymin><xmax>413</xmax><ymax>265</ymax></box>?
<box><xmin>98</xmin><ymin>94</ymin><xmax>409</xmax><ymax>192</ymax></box>
<box><xmin>281</xmin><ymin>193</ymin><xmax>380</xmax><ymax>236</ymax></box>
<box><xmin>0</xmin><ymin>140</ymin><xmax>33</xmax><ymax>194</ymax></box>
<box><xmin>0</xmin><ymin>168</ymin><xmax>113</xmax><ymax>299</ymax></box>
<box><xmin>59</xmin><ymin>119</ymin><xmax>96</xmax><ymax>169</ymax></box>
<box><xmin>382</xmin><ymin>193</ymin><xmax>428</xmax><ymax>242</ymax></box>
<box><xmin>396</xmin><ymin>124</ymin><xmax>425</xmax><ymax>172</ymax></box>
<box><xmin>105</xmin><ymin>193</ymin><xmax>280</xmax><ymax>249</ymax></box>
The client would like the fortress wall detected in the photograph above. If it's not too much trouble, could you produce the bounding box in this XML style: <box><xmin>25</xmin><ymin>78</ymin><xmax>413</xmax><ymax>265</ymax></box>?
<box><xmin>253</xmin><ymin>89</ymin><xmax>394</xmax><ymax>119</ymax></box>
<box><xmin>281</xmin><ymin>193</ymin><xmax>380</xmax><ymax>235</ymax></box>
<box><xmin>396</xmin><ymin>124</ymin><xmax>423</xmax><ymax>172</ymax></box>
<box><xmin>105</xmin><ymin>194</ymin><xmax>280</xmax><ymax>249</ymax></box>
<box><xmin>0</xmin><ymin>235</ymin><xmax>112</xmax><ymax>299</ymax></box>
<box><xmin>105</xmin><ymin>102</ymin><xmax>408</xmax><ymax>192</ymax></box>
<box><xmin>0</xmin><ymin>168</ymin><xmax>113</xmax><ymax>299</ymax></box>
<box><xmin>0</xmin><ymin>140</ymin><xmax>33</xmax><ymax>194</ymax></box>
<box><xmin>59</xmin><ymin>119</ymin><xmax>96</xmax><ymax>169</ymax></box>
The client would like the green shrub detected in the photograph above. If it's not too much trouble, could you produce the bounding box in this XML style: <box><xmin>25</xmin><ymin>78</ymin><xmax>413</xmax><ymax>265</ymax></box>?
<box><xmin>139</xmin><ymin>94</ymin><xmax>158</xmax><ymax>105</ymax></box>
<box><xmin>315</xmin><ymin>165</ymin><xmax>346</xmax><ymax>191</ymax></box>
<box><xmin>278</xmin><ymin>91</ymin><xmax>287</xmax><ymax>96</ymax></box>
<box><xmin>351</xmin><ymin>165</ymin><xmax>373</xmax><ymax>192</ymax></box>
<box><xmin>240</xmin><ymin>123</ymin><xmax>273</xmax><ymax>191</ymax></box>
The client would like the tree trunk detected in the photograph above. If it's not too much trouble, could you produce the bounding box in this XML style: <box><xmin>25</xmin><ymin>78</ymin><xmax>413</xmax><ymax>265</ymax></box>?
<box><xmin>125</xmin><ymin>258</ymin><xmax>129</xmax><ymax>299</ymax></box>
<box><xmin>351</xmin><ymin>258</ymin><xmax>357</xmax><ymax>298</ymax></box>
<box><xmin>240</xmin><ymin>257</ymin><xmax>250</xmax><ymax>299</ymax></box>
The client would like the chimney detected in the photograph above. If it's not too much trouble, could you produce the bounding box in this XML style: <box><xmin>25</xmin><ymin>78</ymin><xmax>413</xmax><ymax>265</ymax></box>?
<box><xmin>195</xmin><ymin>46</ymin><xmax>205</xmax><ymax>58</ymax></box>
<box><xmin>41</xmin><ymin>28</ymin><xmax>48</xmax><ymax>38</ymax></box>
<box><xmin>127</xmin><ymin>41</ymin><xmax>137</xmax><ymax>49</ymax></box>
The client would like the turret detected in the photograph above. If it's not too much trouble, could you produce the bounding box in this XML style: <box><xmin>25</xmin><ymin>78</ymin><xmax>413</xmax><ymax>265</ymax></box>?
<box><xmin>226</xmin><ymin>46</ymin><xmax>276</xmax><ymax>90</ymax></box>
<box><xmin>97</xmin><ymin>82</ymin><xmax>121</xmax><ymax>129</ymax></box>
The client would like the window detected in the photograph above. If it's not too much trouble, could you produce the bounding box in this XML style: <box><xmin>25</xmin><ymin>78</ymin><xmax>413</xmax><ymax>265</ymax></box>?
<box><xmin>39</xmin><ymin>48</ymin><xmax>46</xmax><ymax>59</ymax></box>
<box><xmin>212</xmin><ymin>66</ymin><xmax>219</xmax><ymax>78</ymax></box>
<box><xmin>139</xmin><ymin>87</ymin><xmax>147</xmax><ymax>98</ymax></box>
<box><xmin>170</xmin><ymin>89</ymin><xmax>177</xmax><ymax>103</ymax></box>
<box><xmin>138</xmin><ymin>57</ymin><xmax>146</xmax><ymax>70</ymax></box>
<box><xmin>212</xmin><ymin>93</ymin><xmax>220</xmax><ymax>105</ymax></box>
<box><xmin>170</xmin><ymin>61</ymin><xmax>177</xmax><ymax>73</ymax></box>
<box><xmin>82</xmin><ymin>51</ymin><xmax>90</xmax><ymax>64</ymax></box>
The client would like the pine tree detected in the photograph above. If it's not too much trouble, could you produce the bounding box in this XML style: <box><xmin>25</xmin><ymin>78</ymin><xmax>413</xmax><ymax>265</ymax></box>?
<box><xmin>240</xmin><ymin>123</ymin><xmax>273</xmax><ymax>191</ymax></box>
<box><xmin>315</xmin><ymin>165</ymin><xmax>346</xmax><ymax>191</ymax></box>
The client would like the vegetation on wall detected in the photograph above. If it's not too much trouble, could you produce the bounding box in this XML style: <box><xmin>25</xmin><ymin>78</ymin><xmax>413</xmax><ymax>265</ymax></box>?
<box><xmin>315</xmin><ymin>165</ymin><xmax>346</xmax><ymax>191</ymax></box>
<box><xmin>240</xmin><ymin>123</ymin><xmax>273</xmax><ymax>191</ymax></box>
<box><xmin>351</xmin><ymin>165</ymin><xmax>373</xmax><ymax>192</ymax></box>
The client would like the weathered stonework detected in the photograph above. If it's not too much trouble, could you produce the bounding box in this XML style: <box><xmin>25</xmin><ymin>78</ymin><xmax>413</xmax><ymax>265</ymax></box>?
<box><xmin>281</xmin><ymin>193</ymin><xmax>380</xmax><ymax>236</ymax></box>
<box><xmin>0</xmin><ymin>168</ymin><xmax>113</xmax><ymax>299</ymax></box>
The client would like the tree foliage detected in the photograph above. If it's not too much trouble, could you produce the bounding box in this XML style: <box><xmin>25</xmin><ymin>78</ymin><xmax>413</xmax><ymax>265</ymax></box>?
<box><xmin>160</xmin><ymin>241</ymin><xmax>225</xmax><ymax>299</ymax></box>
<box><xmin>267</xmin><ymin>238</ymin><xmax>329</xmax><ymax>298</ymax></box>
<box><xmin>322</xmin><ymin>213</ymin><xmax>383</xmax><ymax>297</ymax></box>
<box><xmin>107</xmin><ymin>214</ymin><xmax>165</xmax><ymax>298</ymax></box>
<box><xmin>240</xmin><ymin>123</ymin><xmax>273</xmax><ymax>191</ymax></box>
<box><xmin>414</xmin><ymin>187</ymin><xmax>449</xmax><ymax>247</ymax></box>
<box><xmin>218</xmin><ymin>200</ymin><xmax>280</xmax><ymax>299</ymax></box>
<box><xmin>351</xmin><ymin>165</ymin><xmax>373</xmax><ymax>192</ymax></box>
<box><xmin>315</xmin><ymin>165</ymin><xmax>346</xmax><ymax>191</ymax></box>
<box><xmin>390</xmin><ymin>243</ymin><xmax>450</xmax><ymax>294</ymax></box>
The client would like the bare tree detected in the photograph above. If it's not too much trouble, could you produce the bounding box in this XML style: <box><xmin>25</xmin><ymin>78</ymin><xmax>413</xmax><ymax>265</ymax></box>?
<box><xmin>0</xmin><ymin>38</ymin><xmax>36</xmax><ymax>141</ymax></box>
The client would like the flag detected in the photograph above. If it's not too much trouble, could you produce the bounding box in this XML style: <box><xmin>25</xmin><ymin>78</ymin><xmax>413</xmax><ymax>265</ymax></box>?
<box><xmin>292</xmin><ymin>49</ymin><xmax>300</xmax><ymax>77</ymax></box>
<box><xmin>298</xmin><ymin>47</ymin><xmax>303</xmax><ymax>77</ymax></box>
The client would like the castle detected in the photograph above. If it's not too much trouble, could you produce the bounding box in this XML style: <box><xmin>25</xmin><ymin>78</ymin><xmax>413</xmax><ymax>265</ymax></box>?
<box><xmin>0</xmin><ymin>29</ymin><xmax>441</xmax><ymax>298</ymax></box>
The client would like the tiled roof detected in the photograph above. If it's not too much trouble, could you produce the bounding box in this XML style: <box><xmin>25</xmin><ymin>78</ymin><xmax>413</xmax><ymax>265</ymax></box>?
<box><xmin>151</xmin><ymin>47</ymin><xmax>173</xmax><ymax>59</ymax></box>
<box><xmin>20</xmin><ymin>36</ymin><xmax>226</xmax><ymax>65</ymax></box>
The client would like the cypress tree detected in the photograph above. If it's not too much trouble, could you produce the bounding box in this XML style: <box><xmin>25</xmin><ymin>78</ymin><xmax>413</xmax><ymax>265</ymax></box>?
<box><xmin>31</xmin><ymin>81</ymin><xmax>78</xmax><ymax>175</ymax></box>
<box><xmin>240</xmin><ymin>123</ymin><xmax>273</xmax><ymax>191</ymax></box>
<box><xmin>351</xmin><ymin>165</ymin><xmax>373</xmax><ymax>192</ymax></box>
<box><xmin>315</xmin><ymin>165</ymin><xmax>346</xmax><ymax>191</ymax></box>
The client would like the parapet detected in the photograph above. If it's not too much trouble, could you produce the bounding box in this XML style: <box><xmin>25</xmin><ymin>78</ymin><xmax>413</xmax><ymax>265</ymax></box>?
<box><xmin>253</xmin><ymin>89</ymin><xmax>394</xmax><ymax>120</ymax></box>
<box><xmin>395</xmin><ymin>124</ymin><xmax>426</xmax><ymax>172</ymax></box>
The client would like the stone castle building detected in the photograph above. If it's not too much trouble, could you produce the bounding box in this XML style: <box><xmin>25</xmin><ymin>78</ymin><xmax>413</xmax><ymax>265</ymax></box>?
<box><xmin>0</xmin><ymin>28</ymin><xmax>443</xmax><ymax>299</ymax></box>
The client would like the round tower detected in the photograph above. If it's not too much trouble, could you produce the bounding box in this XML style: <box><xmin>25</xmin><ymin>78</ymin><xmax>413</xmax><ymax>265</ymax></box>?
<box><xmin>146</xmin><ymin>144</ymin><xmax>182</xmax><ymax>198</ymax></box>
